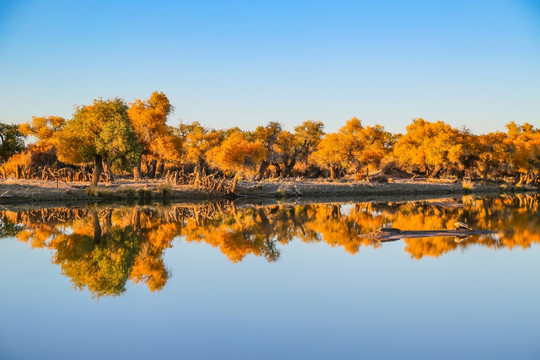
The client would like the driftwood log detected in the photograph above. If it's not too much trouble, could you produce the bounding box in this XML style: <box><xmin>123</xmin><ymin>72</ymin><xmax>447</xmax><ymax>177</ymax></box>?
<box><xmin>363</xmin><ymin>228</ymin><xmax>498</xmax><ymax>242</ymax></box>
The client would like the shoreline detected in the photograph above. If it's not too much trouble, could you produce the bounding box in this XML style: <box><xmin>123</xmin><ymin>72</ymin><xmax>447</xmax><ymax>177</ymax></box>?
<box><xmin>0</xmin><ymin>178</ymin><xmax>537</xmax><ymax>205</ymax></box>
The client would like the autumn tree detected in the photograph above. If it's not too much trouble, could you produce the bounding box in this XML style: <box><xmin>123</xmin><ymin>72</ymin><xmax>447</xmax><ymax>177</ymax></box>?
<box><xmin>55</xmin><ymin>98</ymin><xmax>142</xmax><ymax>186</ymax></box>
<box><xmin>311</xmin><ymin>132</ymin><xmax>344</xmax><ymax>179</ymax></box>
<box><xmin>128</xmin><ymin>91</ymin><xmax>182</xmax><ymax>179</ymax></box>
<box><xmin>505</xmin><ymin>122</ymin><xmax>540</xmax><ymax>184</ymax></box>
<box><xmin>474</xmin><ymin>131</ymin><xmax>509</xmax><ymax>180</ymax></box>
<box><xmin>277</xmin><ymin>120</ymin><xmax>325</xmax><ymax>178</ymax></box>
<box><xmin>355</xmin><ymin>124</ymin><xmax>394</xmax><ymax>172</ymax></box>
<box><xmin>207</xmin><ymin>132</ymin><xmax>265</xmax><ymax>191</ymax></box>
<box><xmin>19</xmin><ymin>116</ymin><xmax>65</xmax><ymax>146</ymax></box>
<box><xmin>393</xmin><ymin>118</ymin><xmax>463</xmax><ymax>177</ymax></box>
<box><xmin>14</xmin><ymin>116</ymin><xmax>67</xmax><ymax>174</ymax></box>
<box><xmin>251</xmin><ymin>121</ymin><xmax>283</xmax><ymax>180</ymax></box>
<box><xmin>312</xmin><ymin>118</ymin><xmax>391</xmax><ymax>179</ymax></box>
<box><xmin>177</xmin><ymin>121</ymin><xmax>224</xmax><ymax>177</ymax></box>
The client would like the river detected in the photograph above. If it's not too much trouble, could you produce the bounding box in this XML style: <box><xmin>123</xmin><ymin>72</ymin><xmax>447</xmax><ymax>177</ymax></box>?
<box><xmin>0</xmin><ymin>194</ymin><xmax>539</xmax><ymax>359</ymax></box>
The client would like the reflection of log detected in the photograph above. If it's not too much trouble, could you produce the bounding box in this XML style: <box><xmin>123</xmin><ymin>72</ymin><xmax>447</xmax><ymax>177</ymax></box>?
<box><xmin>363</xmin><ymin>228</ymin><xmax>498</xmax><ymax>242</ymax></box>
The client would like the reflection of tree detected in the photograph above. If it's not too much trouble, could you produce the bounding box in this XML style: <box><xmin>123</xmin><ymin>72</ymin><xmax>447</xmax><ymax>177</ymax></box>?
<box><xmin>182</xmin><ymin>205</ymin><xmax>282</xmax><ymax>262</ymax></box>
<box><xmin>51</xmin><ymin>210</ymin><xmax>140</xmax><ymax>298</ymax></box>
<box><xmin>3</xmin><ymin>194</ymin><xmax>540</xmax><ymax>296</ymax></box>
<box><xmin>128</xmin><ymin>206</ymin><xmax>178</xmax><ymax>292</ymax></box>
<box><xmin>0</xmin><ymin>214</ymin><xmax>22</xmax><ymax>239</ymax></box>
<box><xmin>3</xmin><ymin>207</ymin><xmax>178</xmax><ymax>297</ymax></box>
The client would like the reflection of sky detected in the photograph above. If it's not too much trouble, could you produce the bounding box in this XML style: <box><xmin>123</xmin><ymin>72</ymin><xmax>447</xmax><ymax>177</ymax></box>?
<box><xmin>1</xmin><ymin>234</ymin><xmax>539</xmax><ymax>359</ymax></box>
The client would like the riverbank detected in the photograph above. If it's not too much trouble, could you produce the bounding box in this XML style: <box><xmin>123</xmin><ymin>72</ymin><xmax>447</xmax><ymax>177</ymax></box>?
<box><xmin>0</xmin><ymin>178</ymin><xmax>536</xmax><ymax>204</ymax></box>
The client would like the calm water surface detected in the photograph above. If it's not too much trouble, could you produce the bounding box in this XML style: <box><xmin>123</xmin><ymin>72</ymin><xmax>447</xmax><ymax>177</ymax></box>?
<box><xmin>1</xmin><ymin>195</ymin><xmax>539</xmax><ymax>359</ymax></box>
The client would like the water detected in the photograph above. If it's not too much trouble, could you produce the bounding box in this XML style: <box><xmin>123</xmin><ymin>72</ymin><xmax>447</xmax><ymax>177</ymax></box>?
<box><xmin>0</xmin><ymin>195</ymin><xmax>539</xmax><ymax>359</ymax></box>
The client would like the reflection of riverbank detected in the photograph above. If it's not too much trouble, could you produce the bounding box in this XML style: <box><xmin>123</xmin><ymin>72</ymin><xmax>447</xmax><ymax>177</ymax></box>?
<box><xmin>1</xmin><ymin>194</ymin><xmax>539</xmax><ymax>297</ymax></box>
<box><xmin>0</xmin><ymin>178</ymin><xmax>537</xmax><ymax>204</ymax></box>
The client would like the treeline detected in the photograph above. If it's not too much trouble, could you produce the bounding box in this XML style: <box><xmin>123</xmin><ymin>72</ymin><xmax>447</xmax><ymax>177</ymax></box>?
<box><xmin>1</xmin><ymin>91</ymin><xmax>539</xmax><ymax>186</ymax></box>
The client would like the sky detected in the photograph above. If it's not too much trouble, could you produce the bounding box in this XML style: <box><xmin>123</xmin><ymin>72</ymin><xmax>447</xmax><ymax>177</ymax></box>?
<box><xmin>0</xmin><ymin>0</ymin><xmax>538</xmax><ymax>134</ymax></box>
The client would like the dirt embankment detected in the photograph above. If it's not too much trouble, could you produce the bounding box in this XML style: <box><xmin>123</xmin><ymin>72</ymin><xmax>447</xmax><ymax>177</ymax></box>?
<box><xmin>0</xmin><ymin>178</ymin><xmax>536</xmax><ymax>204</ymax></box>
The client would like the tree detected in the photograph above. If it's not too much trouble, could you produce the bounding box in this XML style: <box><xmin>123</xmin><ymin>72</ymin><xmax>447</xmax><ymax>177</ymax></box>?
<box><xmin>311</xmin><ymin>132</ymin><xmax>345</xmax><ymax>179</ymax></box>
<box><xmin>55</xmin><ymin>98</ymin><xmax>142</xmax><ymax>186</ymax></box>
<box><xmin>19</xmin><ymin>116</ymin><xmax>65</xmax><ymax>146</ymax></box>
<box><xmin>393</xmin><ymin>118</ymin><xmax>463</xmax><ymax>176</ymax></box>
<box><xmin>278</xmin><ymin>120</ymin><xmax>324</xmax><ymax>178</ymax></box>
<box><xmin>251</xmin><ymin>121</ymin><xmax>283</xmax><ymax>180</ymax></box>
<box><xmin>355</xmin><ymin>124</ymin><xmax>394</xmax><ymax>172</ymax></box>
<box><xmin>178</xmin><ymin>121</ymin><xmax>224</xmax><ymax>174</ymax></box>
<box><xmin>207</xmin><ymin>132</ymin><xmax>265</xmax><ymax>191</ymax></box>
<box><xmin>475</xmin><ymin>131</ymin><xmax>509</xmax><ymax>180</ymax></box>
<box><xmin>312</xmin><ymin>118</ymin><xmax>366</xmax><ymax>179</ymax></box>
<box><xmin>505</xmin><ymin>122</ymin><xmax>540</xmax><ymax>184</ymax></box>
<box><xmin>0</xmin><ymin>122</ymin><xmax>25</xmax><ymax>163</ymax></box>
<box><xmin>127</xmin><ymin>91</ymin><xmax>182</xmax><ymax>179</ymax></box>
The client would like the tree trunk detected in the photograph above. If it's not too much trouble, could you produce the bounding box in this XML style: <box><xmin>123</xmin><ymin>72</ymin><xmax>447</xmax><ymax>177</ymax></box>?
<box><xmin>270</xmin><ymin>162</ymin><xmax>281</xmax><ymax>178</ymax></box>
<box><xmin>91</xmin><ymin>210</ymin><xmax>101</xmax><ymax>244</ymax></box>
<box><xmin>133</xmin><ymin>162</ymin><xmax>141</xmax><ymax>181</ymax></box>
<box><xmin>194</xmin><ymin>161</ymin><xmax>203</xmax><ymax>186</ymax></box>
<box><xmin>429</xmin><ymin>165</ymin><xmax>441</xmax><ymax>178</ymax></box>
<box><xmin>516</xmin><ymin>172</ymin><xmax>525</xmax><ymax>186</ymax></box>
<box><xmin>148</xmin><ymin>159</ymin><xmax>158</xmax><ymax>179</ymax></box>
<box><xmin>131</xmin><ymin>207</ymin><xmax>141</xmax><ymax>232</ymax></box>
<box><xmin>230</xmin><ymin>173</ymin><xmax>239</xmax><ymax>194</ymax></box>
<box><xmin>255</xmin><ymin>160</ymin><xmax>269</xmax><ymax>181</ymax></box>
<box><xmin>92</xmin><ymin>155</ymin><xmax>103</xmax><ymax>187</ymax></box>
<box><xmin>281</xmin><ymin>158</ymin><xmax>296</xmax><ymax>179</ymax></box>
<box><xmin>102</xmin><ymin>209</ymin><xmax>113</xmax><ymax>237</ymax></box>
<box><xmin>156</xmin><ymin>161</ymin><xmax>165</xmax><ymax>179</ymax></box>
<box><xmin>103</xmin><ymin>162</ymin><xmax>114</xmax><ymax>183</ymax></box>
<box><xmin>482</xmin><ymin>164</ymin><xmax>490</xmax><ymax>181</ymax></box>
<box><xmin>330</xmin><ymin>165</ymin><xmax>339</xmax><ymax>180</ymax></box>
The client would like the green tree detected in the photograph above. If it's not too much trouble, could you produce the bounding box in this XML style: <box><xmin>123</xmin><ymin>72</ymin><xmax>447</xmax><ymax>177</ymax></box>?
<box><xmin>55</xmin><ymin>98</ymin><xmax>142</xmax><ymax>186</ymax></box>
<box><xmin>0</xmin><ymin>122</ymin><xmax>25</xmax><ymax>162</ymax></box>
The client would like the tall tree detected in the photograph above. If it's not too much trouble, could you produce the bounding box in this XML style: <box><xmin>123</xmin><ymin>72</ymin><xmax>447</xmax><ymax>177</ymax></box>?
<box><xmin>55</xmin><ymin>98</ymin><xmax>142</xmax><ymax>186</ymax></box>
<box><xmin>128</xmin><ymin>91</ymin><xmax>182</xmax><ymax>179</ymax></box>
<box><xmin>251</xmin><ymin>121</ymin><xmax>283</xmax><ymax>180</ymax></box>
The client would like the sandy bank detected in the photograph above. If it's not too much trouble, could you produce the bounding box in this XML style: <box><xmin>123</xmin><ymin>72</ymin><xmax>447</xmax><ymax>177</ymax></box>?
<box><xmin>0</xmin><ymin>178</ymin><xmax>536</xmax><ymax>204</ymax></box>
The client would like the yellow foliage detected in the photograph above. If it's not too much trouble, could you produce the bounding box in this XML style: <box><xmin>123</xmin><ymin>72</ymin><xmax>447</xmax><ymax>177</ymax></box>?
<box><xmin>207</xmin><ymin>132</ymin><xmax>266</xmax><ymax>176</ymax></box>
<box><xmin>128</xmin><ymin>91</ymin><xmax>181</xmax><ymax>163</ymax></box>
<box><xmin>394</xmin><ymin>118</ymin><xmax>464</xmax><ymax>173</ymax></box>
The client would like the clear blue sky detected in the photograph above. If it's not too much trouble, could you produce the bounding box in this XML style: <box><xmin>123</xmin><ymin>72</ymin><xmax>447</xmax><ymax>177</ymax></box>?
<box><xmin>0</xmin><ymin>0</ymin><xmax>538</xmax><ymax>134</ymax></box>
